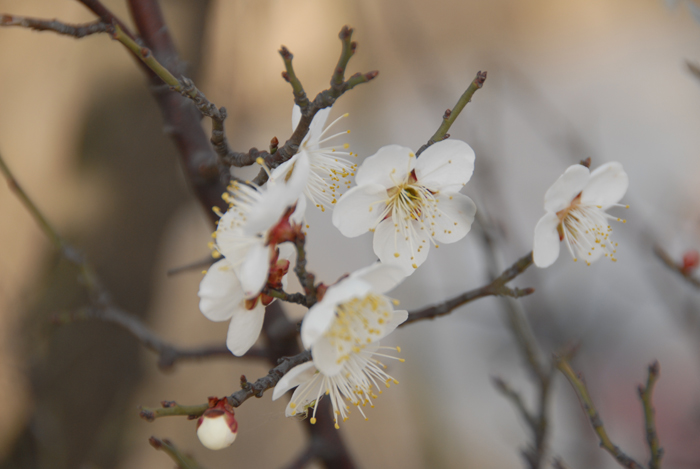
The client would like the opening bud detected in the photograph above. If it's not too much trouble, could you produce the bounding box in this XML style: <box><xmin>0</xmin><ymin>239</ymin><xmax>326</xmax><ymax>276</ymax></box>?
<box><xmin>196</xmin><ymin>397</ymin><xmax>238</xmax><ymax>450</ymax></box>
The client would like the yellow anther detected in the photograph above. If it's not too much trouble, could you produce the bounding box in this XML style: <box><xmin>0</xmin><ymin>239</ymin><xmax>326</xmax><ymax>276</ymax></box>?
<box><xmin>310</xmin><ymin>418</ymin><xmax>317</xmax><ymax>424</ymax></box>
<box><xmin>290</xmin><ymin>402</ymin><xmax>296</xmax><ymax>409</ymax></box>
<box><xmin>394</xmin><ymin>252</ymin><xmax>400</xmax><ymax>258</ymax></box>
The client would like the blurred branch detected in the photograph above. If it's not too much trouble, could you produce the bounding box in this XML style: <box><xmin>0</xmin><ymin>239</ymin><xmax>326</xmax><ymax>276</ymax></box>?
<box><xmin>416</xmin><ymin>70</ymin><xmax>487</xmax><ymax>156</ymax></box>
<box><xmin>281</xmin><ymin>444</ymin><xmax>316</xmax><ymax>469</ymax></box>
<box><xmin>0</xmin><ymin>15</ymin><xmax>108</xmax><ymax>38</ymax></box>
<box><xmin>167</xmin><ymin>256</ymin><xmax>216</xmax><ymax>276</ymax></box>
<box><xmin>475</xmin><ymin>211</ymin><xmax>552</xmax><ymax>469</ymax></box>
<box><xmin>654</xmin><ymin>244</ymin><xmax>700</xmax><ymax>289</ymax></box>
<box><xmin>149</xmin><ymin>436</ymin><xmax>207</xmax><ymax>469</ymax></box>
<box><xmin>555</xmin><ymin>355</ymin><xmax>645</xmax><ymax>469</ymax></box>
<box><xmin>638</xmin><ymin>361</ymin><xmax>663</xmax><ymax>469</ymax></box>
<box><xmin>2</xmin><ymin>150</ymin><xmax>259</xmax><ymax>370</ymax></box>
<box><xmin>687</xmin><ymin>60</ymin><xmax>700</xmax><ymax>82</ymax></box>
<box><xmin>402</xmin><ymin>252</ymin><xmax>534</xmax><ymax>325</ymax></box>
<box><xmin>53</xmin><ymin>306</ymin><xmax>261</xmax><ymax>370</ymax></box>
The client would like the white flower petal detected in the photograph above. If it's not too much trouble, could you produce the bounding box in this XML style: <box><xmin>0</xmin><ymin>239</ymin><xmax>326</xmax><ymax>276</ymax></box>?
<box><xmin>415</xmin><ymin>139</ymin><xmax>475</xmax><ymax>192</ymax></box>
<box><xmin>431</xmin><ymin>192</ymin><xmax>477</xmax><ymax>244</ymax></box>
<box><xmin>373</xmin><ymin>217</ymin><xmax>429</xmax><ymax>274</ymax></box>
<box><xmin>543</xmin><ymin>164</ymin><xmax>590</xmax><ymax>213</ymax></box>
<box><xmin>332</xmin><ymin>183</ymin><xmax>387</xmax><ymax>237</ymax></box>
<box><xmin>355</xmin><ymin>144</ymin><xmax>415</xmax><ymax>188</ymax></box>
<box><xmin>533</xmin><ymin>212</ymin><xmax>561</xmax><ymax>268</ymax></box>
<box><xmin>312</xmin><ymin>336</ymin><xmax>343</xmax><ymax>376</ymax></box>
<box><xmin>350</xmin><ymin>262</ymin><xmax>406</xmax><ymax>293</ymax></box>
<box><xmin>380</xmin><ymin>309</ymin><xmax>408</xmax><ymax>339</ymax></box>
<box><xmin>238</xmin><ymin>242</ymin><xmax>270</xmax><ymax>298</ymax></box>
<box><xmin>226</xmin><ymin>301</ymin><xmax>266</xmax><ymax>356</ymax></box>
<box><xmin>273</xmin><ymin>361</ymin><xmax>317</xmax><ymax>400</ymax></box>
<box><xmin>301</xmin><ymin>278</ymin><xmax>372</xmax><ymax>347</ymax></box>
<box><xmin>290</xmin><ymin>194</ymin><xmax>307</xmax><ymax>225</ymax></box>
<box><xmin>306</xmin><ymin>107</ymin><xmax>332</xmax><ymax>147</ymax></box>
<box><xmin>580</xmin><ymin>162</ymin><xmax>628</xmax><ymax>209</ymax></box>
<box><xmin>286</xmin><ymin>371</ymin><xmax>323</xmax><ymax>417</ymax></box>
<box><xmin>198</xmin><ymin>260</ymin><xmax>246</xmax><ymax>322</ymax></box>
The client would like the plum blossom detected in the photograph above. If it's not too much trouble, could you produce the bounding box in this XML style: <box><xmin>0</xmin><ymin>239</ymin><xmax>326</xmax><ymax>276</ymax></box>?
<box><xmin>332</xmin><ymin>140</ymin><xmax>477</xmax><ymax>274</ymax></box>
<box><xmin>272</xmin><ymin>263</ymin><xmax>407</xmax><ymax>428</ymax></box>
<box><xmin>198</xmin><ymin>165</ymin><xmax>306</xmax><ymax>356</ymax></box>
<box><xmin>533</xmin><ymin>162</ymin><xmax>629</xmax><ymax>268</ymax></box>
<box><xmin>196</xmin><ymin>397</ymin><xmax>238</xmax><ymax>450</ymax></box>
<box><xmin>198</xmin><ymin>243</ymin><xmax>294</xmax><ymax>356</ymax></box>
<box><xmin>271</xmin><ymin>105</ymin><xmax>357</xmax><ymax>213</ymax></box>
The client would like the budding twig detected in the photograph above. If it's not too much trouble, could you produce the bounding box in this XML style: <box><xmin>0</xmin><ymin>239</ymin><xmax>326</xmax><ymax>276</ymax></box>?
<box><xmin>148</xmin><ymin>436</ymin><xmax>207</xmax><ymax>469</ymax></box>
<box><xmin>554</xmin><ymin>355</ymin><xmax>645</xmax><ymax>469</ymax></box>
<box><xmin>416</xmin><ymin>70</ymin><xmax>487</xmax><ymax>157</ymax></box>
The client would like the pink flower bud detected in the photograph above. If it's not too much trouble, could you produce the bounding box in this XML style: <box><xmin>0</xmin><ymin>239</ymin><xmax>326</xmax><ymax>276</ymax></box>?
<box><xmin>196</xmin><ymin>397</ymin><xmax>238</xmax><ymax>450</ymax></box>
<box><xmin>682</xmin><ymin>250</ymin><xmax>700</xmax><ymax>274</ymax></box>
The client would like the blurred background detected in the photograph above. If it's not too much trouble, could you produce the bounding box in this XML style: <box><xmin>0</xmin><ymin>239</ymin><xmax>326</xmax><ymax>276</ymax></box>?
<box><xmin>1</xmin><ymin>0</ymin><xmax>700</xmax><ymax>467</ymax></box>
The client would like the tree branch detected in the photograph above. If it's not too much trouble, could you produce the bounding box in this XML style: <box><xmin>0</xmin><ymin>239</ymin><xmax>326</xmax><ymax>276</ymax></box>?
<box><xmin>0</xmin><ymin>15</ymin><xmax>108</xmax><ymax>38</ymax></box>
<box><xmin>402</xmin><ymin>252</ymin><xmax>534</xmax><ymax>325</ymax></box>
<box><xmin>555</xmin><ymin>354</ymin><xmax>645</xmax><ymax>469</ymax></box>
<box><xmin>654</xmin><ymin>244</ymin><xmax>700</xmax><ymax>289</ymax></box>
<box><xmin>638</xmin><ymin>361</ymin><xmax>663</xmax><ymax>469</ymax></box>
<box><xmin>416</xmin><ymin>70</ymin><xmax>487</xmax><ymax>157</ymax></box>
<box><xmin>149</xmin><ymin>436</ymin><xmax>207</xmax><ymax>469</ymax></box>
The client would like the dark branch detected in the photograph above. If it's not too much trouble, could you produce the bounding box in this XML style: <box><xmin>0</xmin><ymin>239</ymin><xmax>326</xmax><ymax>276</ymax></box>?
<box><xmin>52</xmin><ymin>306</ymin><xmax>265</xmax><ymax>371</ymax></box>
<box><xmin>228</xmin><ymin>350</ymin><xmax>312</xmax><ymax>407</ymax></box>
<box><xmin>263</xmin><ymin>288</ymin><xmax>312</xmax><ymax>308</ymax></box>
<box><xmin>0</xmin><ymin>15</ymin><xmax>108</xmax><ymax>38</ymax></box>
<box><xmin>402</xmin><ymin>252</ymin><xmax>534</xmax><ymax>325</ymax></box>
<box><xmin>555</xmin><ymin>354</ymin><xmax>645</xmax><ymax>469</ymax></box>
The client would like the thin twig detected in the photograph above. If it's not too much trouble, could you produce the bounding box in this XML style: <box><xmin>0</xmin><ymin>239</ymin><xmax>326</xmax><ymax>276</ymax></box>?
<box><xmin>294</xmin><ymin>230</ymin><xmax>318</xmax><ymax>307</ymax></box>
<box><xmin>415</xmin><ymin>71</ymin><xmax>487</xmax><ymax>157</ymax></box>
<box><xmin>402</xmin><ymin>252</ymin><xmax>534</xmax><ymax>325</ymax></box>
<box><xmin>263</xmin><ymin>288</ymin><xmax>312</xmax><ymax>308</ymax></box>
<box><xmin>555</xmin><ymin>355</ymin><xmax>645</xmax><ymax>469</ymax></box>
<box><xmin>249</xmin><ymin>26</ymin><xmax>378</xmax><ymax>185</ymax></box>
<box><xmin>654</xmin><ymin>244</ymin><xmax>700</xmax><ymax>289</ymax></box>
<box><xmin>0</xmin><ymin>15</ymin><xmax>108</xmax><ymax>38</ymax></box>
<box><xmin>139</xmin><ymin>350</ymin><xmax>312</xmax><ymax>421</ymax></box>
<box><xmin>141</xmin><ymin>402</ymin><xmax>210</xmax><ymax>421</ymax></box>
<box><xmin>148</xmin><ymin>436</ymin><xmax>207</xmax><ymax>469</ymax></box>
<box><xmin>638</xmin><ymin>361</ymin><xmax>663</xmax><ymax>469</ymax></box>
<box><xmin>492</xmin><ymin>377</ymin><xmax>536</xmax><ymax>429</ymax></box>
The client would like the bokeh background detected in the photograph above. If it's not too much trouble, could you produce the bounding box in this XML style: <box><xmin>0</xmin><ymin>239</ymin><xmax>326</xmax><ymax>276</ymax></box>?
<box><xmin>1</xmin><ymin>0</ymin><xmax>700</xmax><ymax>467</ymax></box>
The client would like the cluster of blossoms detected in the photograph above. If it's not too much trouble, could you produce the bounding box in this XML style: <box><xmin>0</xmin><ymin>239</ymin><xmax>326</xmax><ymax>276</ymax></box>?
<box><xmin>196</xmin><ymin>105</ymin><xmax>629</xmax><ymax>449</ymax></box>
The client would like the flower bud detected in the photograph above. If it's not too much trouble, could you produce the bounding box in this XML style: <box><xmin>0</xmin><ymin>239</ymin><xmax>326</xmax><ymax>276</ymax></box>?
<box><xmin>196</xmin><ymin>397</ymin><xmax>238</xmax><ymax>450</ymax></box>
<box><xmin>682</xmin><ymin>250</ymin><xmax>700</xmax><ymax>274</ymax></box>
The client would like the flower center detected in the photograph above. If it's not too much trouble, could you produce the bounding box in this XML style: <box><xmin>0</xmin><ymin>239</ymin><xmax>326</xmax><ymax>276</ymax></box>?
<box><xmin>556</xmin><ymin>194</ymin><xmax>627</xmax><ymax>265</ymax></box>
<box><xmin>325</xmin><ymin>294</ymin><xmax>392</xmax><ymax>363</ymax></box>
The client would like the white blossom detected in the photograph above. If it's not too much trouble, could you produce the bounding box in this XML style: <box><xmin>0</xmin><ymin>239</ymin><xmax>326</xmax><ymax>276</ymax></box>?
<box><xmin>272</xmin><ymin>263</ymin><xmax>407</xmax><ymax>428</ymax></box>
<box><xmin>196</xmin><ymin>399</ymin><xmax>238</xmax><ymax>450</ymax></box>
<box><xmin>271</xmin><ymin>105</ymin><xmax>357</xmax><ymax>213</ymax></box>
<box><xmin>332</xmin><ymin>140</ymin><xmax>476</xmax><ymax>274</ymax></box>
<box><xmin>198</xmin><ymin>163</ymin><xmax>306</xmax><ymax>356</ymax></box>
<box><xmin>533</xmin><ymin>162</ymin><xmax>629</xmax><ymax>268</ymax></box>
